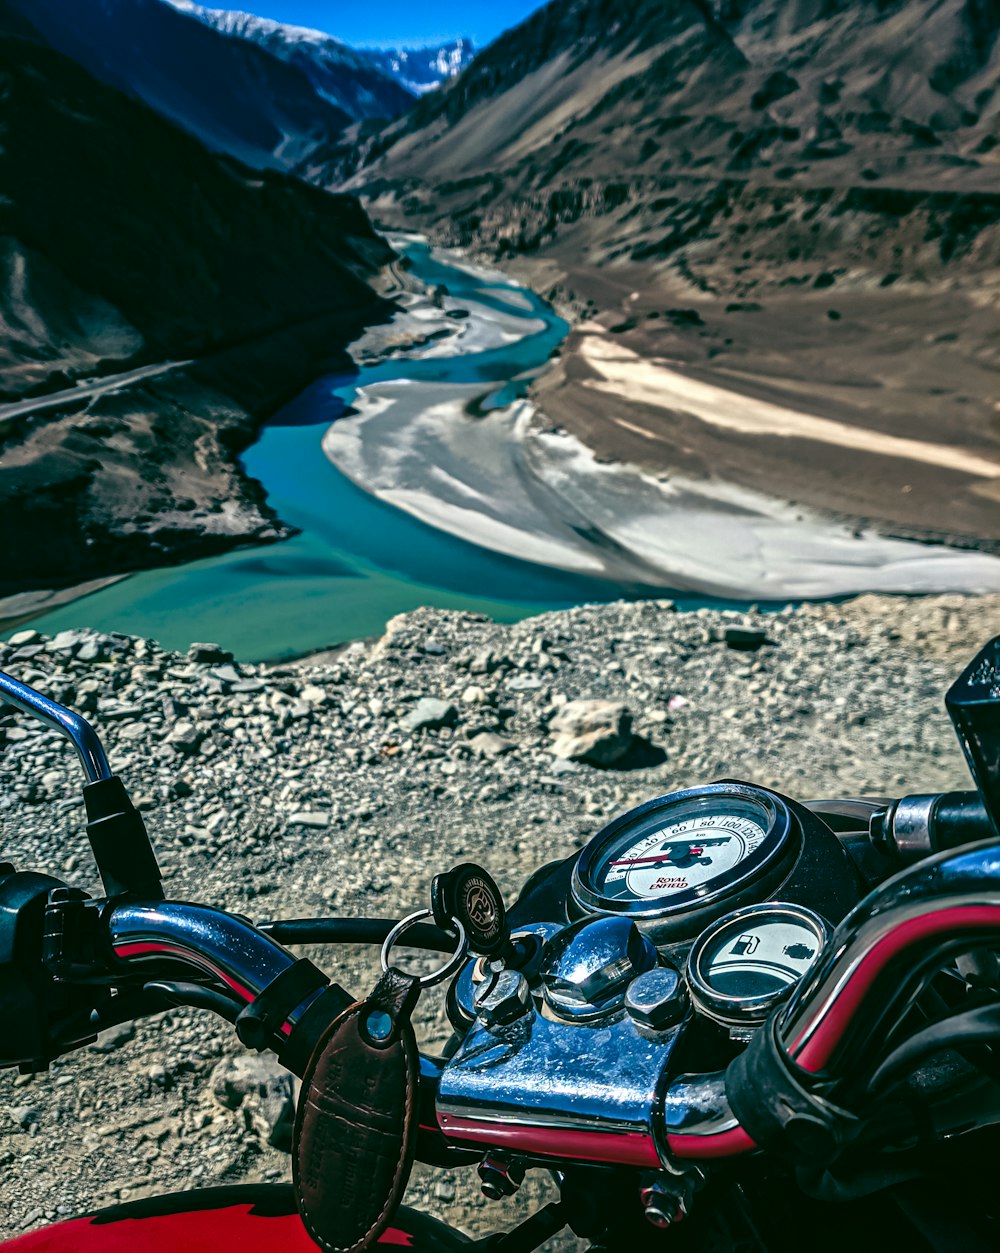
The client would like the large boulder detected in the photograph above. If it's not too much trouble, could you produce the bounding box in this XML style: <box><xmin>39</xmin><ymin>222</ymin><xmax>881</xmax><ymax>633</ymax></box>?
<box><xmin>210</xmin><ymin>1054</ymin><xmax>295</xmax><ymax>1151</ymax></box>
<box><xmin>548</xmin><ymin>700</ymin><xmax>633</xmax><ymax>767</ymax></box>
<box><xmin>399</xmin><ymin>697</ymin><xmax>458</xmax><ymax>733</ymax></box>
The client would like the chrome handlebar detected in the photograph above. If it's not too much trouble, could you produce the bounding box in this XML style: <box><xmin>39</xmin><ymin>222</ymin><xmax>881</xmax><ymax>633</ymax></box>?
<box><xmin>105</xmin><ymin>899</ymin><xmax>324</xmax><ymax>1039</ymax></box>
<box><xmin>71</xmin><ymin>840</ymin><xmax>1000</xmax><ymax>1171</ymax></box>
<box><xmin>778</xmin><ymin>838</ymin><xmax>1000</xmax><ymax>1077</ymax></box>
<box><xmin>107</xmin><ymin>900</ymin><xmax>298</xmax><ymax>1007</ymax></box>
<box><xmin>664</xmin><ymin>837</ymin><xmax>1000</xmax><ymax>1161</ymax></box>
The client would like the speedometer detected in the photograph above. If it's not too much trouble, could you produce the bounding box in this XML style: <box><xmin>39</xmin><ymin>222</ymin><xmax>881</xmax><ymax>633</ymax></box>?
<box><xmin>571</xmin><ymin>784</ymin><xmax>796</xmax><ymax>932</ymax></box>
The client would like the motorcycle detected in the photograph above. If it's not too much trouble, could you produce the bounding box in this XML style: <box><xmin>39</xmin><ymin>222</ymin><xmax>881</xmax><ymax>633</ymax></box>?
<box><xmin>1</xmin><ymin>634</ymin><xmax>1000</xmax><ymax>1252</ymax></box>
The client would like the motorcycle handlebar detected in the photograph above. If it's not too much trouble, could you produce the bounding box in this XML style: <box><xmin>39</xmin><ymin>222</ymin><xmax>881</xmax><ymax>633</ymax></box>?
<box><xmin>0</xmin><ymin>669</ymin><xmax>111</xmax><ymax>784</ymax></box>
<box><xmin>106</xmin><ymin>900</ymin><xmax>306</xmax><ymax>1019</ymax></box>
<box><xmin>96</xmin><ymin>837</ymin><xmax>1000</xmax><ymax>1171</ymax></box>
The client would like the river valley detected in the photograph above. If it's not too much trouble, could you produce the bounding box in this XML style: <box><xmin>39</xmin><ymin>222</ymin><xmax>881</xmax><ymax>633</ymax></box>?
<box><xmin>11</xmin><ymin>238</ymin><xmax>1000</xmax><ymax>660</ymax></box>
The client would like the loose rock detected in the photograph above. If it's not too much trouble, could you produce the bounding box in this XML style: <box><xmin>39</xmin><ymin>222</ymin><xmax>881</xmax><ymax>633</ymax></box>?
<box><xmin>400</xmin><ymin>697</ymin><xmax>458</xmax><ymax>733</ymax></box>
<box><xmin>548</xmin><ymin>699</ymin><xmax>634</xmax><ymax>766</ymax></box>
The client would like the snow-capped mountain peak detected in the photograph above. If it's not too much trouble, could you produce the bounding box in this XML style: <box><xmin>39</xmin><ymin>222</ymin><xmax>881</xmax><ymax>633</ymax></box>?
<box><xmin>364</xmin><ymin>38</ymin><xmax>476</xmax><ymax>95</ymax></box>
<box><xmin>167</xmin><ymin>1</ymin><xmax>475</xmax><ymax>95</ymax></box>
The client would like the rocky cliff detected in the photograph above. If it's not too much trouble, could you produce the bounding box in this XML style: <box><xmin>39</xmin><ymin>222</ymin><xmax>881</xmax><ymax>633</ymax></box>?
<box><xmin>0</xmin><ymin>26</ymin><xmax>394</xmax><ymax>597</ymax></box>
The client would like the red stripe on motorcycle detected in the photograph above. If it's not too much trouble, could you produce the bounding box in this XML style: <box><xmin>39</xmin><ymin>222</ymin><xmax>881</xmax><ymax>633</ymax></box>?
<box><xmin>0</xmin><ymin>1206</ymin><xmax>415</xmax><ymax>1251</ymax></box>
<box><xmin>112</xmin><ymin>940</ymin><xmax>255</xmax><ymax>1000</ymax></box>
<box><xmin>436</xmin><ymin>1114</ymin><xmax>662</xmax><ymax>1167</ymax></box>
<box><xmin>791</xmin><ymin>903</ymin><xmax>1000</xmax><ymax>1072</ymax></box>
<box><xmin>664</xmin><ymin>1126</ymin><xmax>756</xmax><ymax>1159</ymax></box>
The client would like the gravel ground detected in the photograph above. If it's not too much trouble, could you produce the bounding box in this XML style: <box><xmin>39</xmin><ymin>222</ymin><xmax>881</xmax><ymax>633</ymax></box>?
<box><xmin>0</xmin><ymin>593</ymin><xmax>997</xmax><ymax>1241</ymax></box>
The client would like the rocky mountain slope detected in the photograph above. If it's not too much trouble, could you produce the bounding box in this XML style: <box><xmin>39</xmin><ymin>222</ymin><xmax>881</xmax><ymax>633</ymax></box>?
<box><xmin>0</xmin><ymin>592</ymin><xmax>995</xmax><ymax>1236</ymax></box>
<box><xmin>0</xmin><ymin>22</ymin><xmax>394</xmax><ymax>597</ymax></box>
<box><xmin>327</xmin><ymin>0</ymin><xmax>1000</xmax><ymax>554</ymax></box>
<box><xmin>339</xmin><ymin>0</ymin><xmax>999</xmax><ymax>240</ymax></box>
<box><xmin>5</xmin><ymin>0</ymin><xmax>413</xmax><ymax>171</ymax></box>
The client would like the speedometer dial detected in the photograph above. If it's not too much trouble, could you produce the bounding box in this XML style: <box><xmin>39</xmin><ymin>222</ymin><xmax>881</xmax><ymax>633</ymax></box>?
<box><xmin>572</xmin><ymin>785</ymin><xmax>795</xmax><ymax>930</ymax></box>
<box><xmin>604</xmin><ymin>810</ymin><xmax>767</xmax><ymax>902</ymax></box>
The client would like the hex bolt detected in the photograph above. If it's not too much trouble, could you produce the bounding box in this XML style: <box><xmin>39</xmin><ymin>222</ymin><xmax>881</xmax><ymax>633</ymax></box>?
<box><xmin>478</xmin><ymin>1151</ymin><xmax>525</xmax><ymax>1200</ymax></box>
<box><xmin>640</xmin><ymin>1178</ymin><xmax>686</xmax><ymax>1228</ymax></box>
<box><xmin>473</xmin><ymin>967</ymin><xmax>531</xmax><ymax>1026</ymax></box>
<box><xmin>640</xmin><ymin>1173</ymin><xmax>696</xmax><ymax>1228</ymax></box>
<box><xmin>624</xmin><ymin>964</ymin><xmax>687</xmax><ymax>1031</ymax></box>
<box><xmin>643</xmin><ymin>1194</ymin><xmax>682</xmax><ymax>1229</ymax></box>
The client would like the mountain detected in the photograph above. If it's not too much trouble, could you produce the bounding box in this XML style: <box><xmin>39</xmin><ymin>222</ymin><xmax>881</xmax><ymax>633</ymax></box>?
<box><xmin>4</xmin><ymin>0</ymin><xmax>411</xmax><ymax>171</ymax></box>
<box><xmin>0</xmin><ymin>17</ymin><xmax>394</xmax><ymax>596</ymax></box>
<box><xmin>170</xmin><ymin>3</ymin><xmax>471</xmax><ymax>100</ymax></box>
<box><xmin>362</xmin><ymin>40</ymin><xmax>476</xmax><ymax>95</ymax></box>
<box><xmin>167</xmin><ymin>1</ymin><xmax>419</xmax><ymax>118</ymax></box>
<box><xmin>331</xmin><ymin>0</ymin><xmax>1000</xmax><ymax>552</ymax></box>
<box><xmin>338</xmin><ymin>0</ymin><xmax>999</xmax><ymax>228</ymax></box>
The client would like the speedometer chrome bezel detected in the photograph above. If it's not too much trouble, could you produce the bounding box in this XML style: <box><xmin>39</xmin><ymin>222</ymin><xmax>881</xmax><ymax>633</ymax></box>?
<box><xmin>571</xmin><ymin>783</ymin><xmax>796</xmax><ymax>927</ymax></box>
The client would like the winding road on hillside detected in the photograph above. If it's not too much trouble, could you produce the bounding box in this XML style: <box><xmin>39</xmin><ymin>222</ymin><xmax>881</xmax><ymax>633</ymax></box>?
<box><xmin>0</xmin><ymin>360</ymin><xmax>191</xmax><ymax>426</ymax></box>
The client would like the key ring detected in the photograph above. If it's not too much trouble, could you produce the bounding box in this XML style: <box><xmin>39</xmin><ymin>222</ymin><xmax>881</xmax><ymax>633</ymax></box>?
<box><xmin>380</xmin><ymin>909</ymin><xmax>468</xmax><ymax>987</ymax></box>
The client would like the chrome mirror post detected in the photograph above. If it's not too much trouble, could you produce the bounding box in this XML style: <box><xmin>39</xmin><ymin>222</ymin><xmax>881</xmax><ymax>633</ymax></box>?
<box><xmin>0</xmin><ymin>669</ymin><xmax>112</xmax><ymax>784</ymax></box>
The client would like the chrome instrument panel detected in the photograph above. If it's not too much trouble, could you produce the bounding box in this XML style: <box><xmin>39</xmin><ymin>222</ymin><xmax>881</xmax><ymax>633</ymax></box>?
<box><xmin>436</xmin><ymin>996</ymin><xmax>682</xmax><ymax>1169</ymax></box>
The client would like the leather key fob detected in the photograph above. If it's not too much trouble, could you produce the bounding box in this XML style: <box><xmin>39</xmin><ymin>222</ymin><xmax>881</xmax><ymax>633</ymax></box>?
<box><xmin>293</xmin><ymin>969</ymin><xmax>420</xmax><ymax>1253</ymax></box>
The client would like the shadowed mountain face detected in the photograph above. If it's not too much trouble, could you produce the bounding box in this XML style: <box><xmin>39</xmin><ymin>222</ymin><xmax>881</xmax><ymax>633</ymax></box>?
<box><xmin>0</xmin><ymin>28</ymin><xmax>391</xmax><ymax>398</ymax></box>
<box><xmin>4</xmin><ymin>0</ymin><xmax>412</xmax><ymax>170</ymax></box>
<box><xmin>331</xmin><ymin>0</ymin><xmax>999</xmax><ymax>272</ymax></box>
<box><xmin>167</xmin><ymin>1</ymin><xmax>419</xmax><ymax>119</ymax></box>
<box><xmin>0</xmin><ymin>21</ymin><xmax>394</xmax><ymax>593</ymax></box>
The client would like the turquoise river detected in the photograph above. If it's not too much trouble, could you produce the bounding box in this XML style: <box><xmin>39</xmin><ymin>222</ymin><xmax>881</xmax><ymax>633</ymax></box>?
<box><xmin>18</xmin><ymin>243</ymin><xmax>690</xmax><ymax>661</ymax></box>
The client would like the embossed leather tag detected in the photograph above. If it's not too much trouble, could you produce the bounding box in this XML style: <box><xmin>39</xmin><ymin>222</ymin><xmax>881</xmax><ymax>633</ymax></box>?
<box><xmin>293</xmin><ymin>969</ymin><xmax>420</xmax><ymax>1253</ymax></box>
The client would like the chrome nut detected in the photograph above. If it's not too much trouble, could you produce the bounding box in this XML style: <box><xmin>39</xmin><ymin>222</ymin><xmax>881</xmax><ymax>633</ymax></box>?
<box><xmin>624</xmin><ymin>964</ymin><xmax>687</xmax><ymax>1030</ymax></box>
<box><xmin>541</xmin><ymin>916</ymin><xmax>657</xmax><ymax>1019</ymax></box>
<box><xmin>473</xmin><ymin>967</ymin><xmax>531</xmax><ymax>1026</ymax></box>
<box><xmin>640</xmin><ymin>1175</ymin><xmax>693</xmax><ymax>1228</ymax></box>
<box><xmin>478</xmin><ymin>1151</ymin><xmax>525</xmax><ymax>1200</ymax></box>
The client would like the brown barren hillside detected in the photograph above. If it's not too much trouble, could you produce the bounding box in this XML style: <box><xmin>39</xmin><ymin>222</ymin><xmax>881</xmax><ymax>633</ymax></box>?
<box><xmin>322</xmin><ymin>0</ymin><xmax>1000</xmax><ymax>550</ymax></box>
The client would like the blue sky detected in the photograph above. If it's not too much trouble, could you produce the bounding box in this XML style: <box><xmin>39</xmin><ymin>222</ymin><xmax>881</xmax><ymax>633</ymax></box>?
<box><xmin>228</xmin><ymin>1</ymin><xmax>548</xmax><ymax>48</ymax></box>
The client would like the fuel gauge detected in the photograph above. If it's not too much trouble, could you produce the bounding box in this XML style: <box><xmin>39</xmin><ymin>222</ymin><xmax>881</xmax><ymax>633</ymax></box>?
<box><xmin>686</xmin><ymin>903</ymin><xmax>828</xmax><ymax>1029</ymax></box>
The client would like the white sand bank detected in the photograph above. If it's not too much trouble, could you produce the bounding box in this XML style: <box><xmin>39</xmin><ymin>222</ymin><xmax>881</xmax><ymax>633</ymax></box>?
<box><xmin>329</xmin><ymin>246</ymin><xmax>1000</xmax><ymax>600</ymax></box>
<box><xmin>578</xmin><ymin>336</ymin><xmax>1000</xmax><ymax>480</ymax></box>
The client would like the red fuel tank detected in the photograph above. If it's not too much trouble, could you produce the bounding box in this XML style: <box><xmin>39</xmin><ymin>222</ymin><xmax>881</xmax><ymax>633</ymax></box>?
<box><xmin>1</xmin><ymin>1185</ymin><xmax>468</xmax><ymax>1253</ymax></box>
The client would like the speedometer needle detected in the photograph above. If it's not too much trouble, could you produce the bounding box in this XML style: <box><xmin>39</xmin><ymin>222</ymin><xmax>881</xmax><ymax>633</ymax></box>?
<box><xmin>610</xmin><ymin>849</ymin><xmax>704</xmax><ymax>866</ymax></box>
